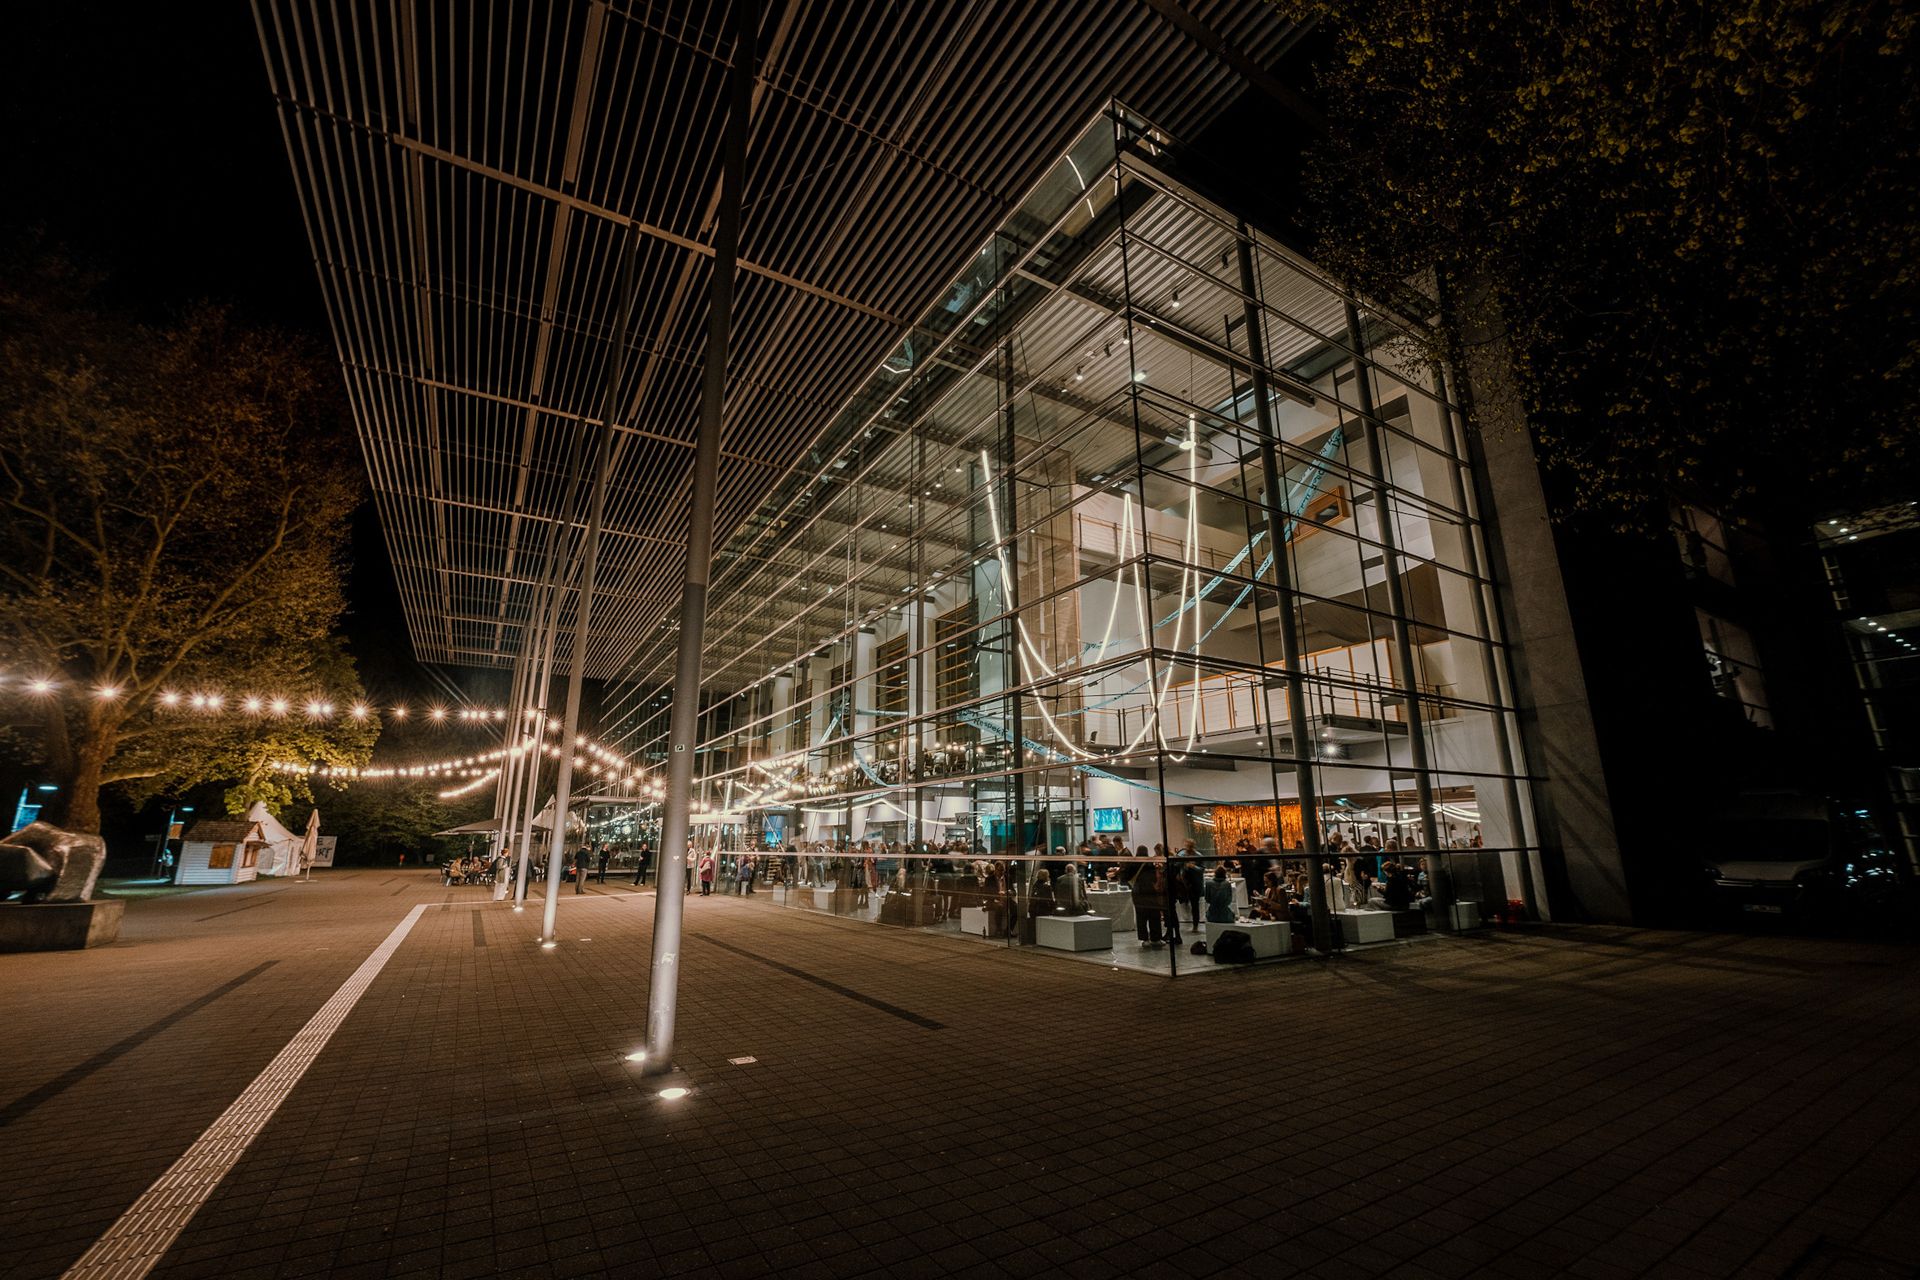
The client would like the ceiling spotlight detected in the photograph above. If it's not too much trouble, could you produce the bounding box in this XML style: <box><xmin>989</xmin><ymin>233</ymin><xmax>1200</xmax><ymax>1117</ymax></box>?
<box><xmin>1169</xmin><ymin>289</ymin><xmax>1182</xmax><ymax>310</ymax></box>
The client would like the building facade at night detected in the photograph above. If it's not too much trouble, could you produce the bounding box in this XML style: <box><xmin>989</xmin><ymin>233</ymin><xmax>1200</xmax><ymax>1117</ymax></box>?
<box><xmin>601</xmin><ymin>106</ymin><xmax>1581</xmax><ymax>969</ymax></box>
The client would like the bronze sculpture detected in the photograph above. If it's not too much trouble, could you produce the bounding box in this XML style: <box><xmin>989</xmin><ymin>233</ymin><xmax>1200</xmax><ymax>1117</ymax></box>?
<box><xmin>0</xmin><ymin>821</ymin><xmax>107</xmax><ymax>903</ymax></box>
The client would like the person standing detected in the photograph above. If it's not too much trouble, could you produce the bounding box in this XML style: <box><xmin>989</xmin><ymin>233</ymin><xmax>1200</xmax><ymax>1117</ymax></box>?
<box><xmin>596</xmin><ymin>844</ymin><xmax>611</xmax><ymax>884</ymax></box>
<box><xmin>1179</xmin><ymin>848</ymin><xmax>1205</xmax><ymax>930</ymax></box>
<box><xmin>633</xmin><ymin>842</ymin><xmax>652</xmax><ymax>886</ymax></box>
<box><xmin>573</xmin><ymin>845</ymin><xmax>589</xmax><ymax>894</ymax></box>
<box><xmin>1130</xmin><ymin>847</ymin><xmax>1164</xmax><ymax>945</ymax></box>
<box><xmin>698</xmin><ymin>852</ymin><xmax>715</xmax><ymax>896</ymax></box>
<box><xmin>1240</xmin><ymin>836</ymin><xmax>1270</xmax><ymax>914</ymax></box>
<box><xmin>1155</xmin><ymin>844</ymin><xmax>1181</xmax><ymax>945</ymax></box>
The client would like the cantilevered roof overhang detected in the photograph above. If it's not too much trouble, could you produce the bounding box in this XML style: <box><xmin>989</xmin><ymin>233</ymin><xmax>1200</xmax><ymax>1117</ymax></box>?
<box><xmin>254</xmin><ymin>0</ymin><xmax>1308</xmax><ymax>679</ymax></box>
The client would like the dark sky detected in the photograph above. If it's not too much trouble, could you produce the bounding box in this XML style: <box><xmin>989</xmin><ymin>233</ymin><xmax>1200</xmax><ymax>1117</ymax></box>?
<box><xmin>0</xmin><ymin>3</ymin><xmax>454</xmax><ymax>707</ymax></box>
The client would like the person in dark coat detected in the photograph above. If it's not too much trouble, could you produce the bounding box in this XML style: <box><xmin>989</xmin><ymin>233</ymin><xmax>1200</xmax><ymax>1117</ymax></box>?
<box><xmin>1179</xmin><ymin>852</ymin><xmax>1205</xmax><ymax>930</ymax></box>
<box><xmin>1129</xmin><ymin>847</ymin><xmax>1165</xmax><ymax>944</ymax></box>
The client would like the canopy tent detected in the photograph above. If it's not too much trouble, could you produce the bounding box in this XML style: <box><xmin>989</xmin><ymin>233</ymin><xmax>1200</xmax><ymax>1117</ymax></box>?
<box><xmin>433</xmin><ymin>794</ymin><xmax>644</xmax><ymax>843</ymax></box>
<box><xmin>249</xmin><ymin>801</ymin><xmax>304</xmax><ymax>877</ymax></box>
<box><xmin>432</xmin><ymin>817</ymin><xmax>504</xmax><ymax>839</ymax></box>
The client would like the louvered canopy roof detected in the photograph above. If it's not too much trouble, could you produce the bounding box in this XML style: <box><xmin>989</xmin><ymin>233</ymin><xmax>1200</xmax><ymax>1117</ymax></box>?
<box><xmin>254</xmin><ymin>0</ymin><xmax>1307</xmax><ymax>680</ymax></box>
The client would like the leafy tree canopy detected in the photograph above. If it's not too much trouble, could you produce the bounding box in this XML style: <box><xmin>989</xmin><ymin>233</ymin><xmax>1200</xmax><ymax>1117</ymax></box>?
<box><xmin>1293</xmin><ymin>0</ymin><xmax>1919</xmax><ymax>525</ymax></box>
<box><xmin>317</xmin><ymin>779</ymin><xmax>492</xmax><ymax>867</ymax></box>
<box><xmin>0</xmin><ymin>251</ymin><xmax>374</xmax><ymax>831</ymax></box>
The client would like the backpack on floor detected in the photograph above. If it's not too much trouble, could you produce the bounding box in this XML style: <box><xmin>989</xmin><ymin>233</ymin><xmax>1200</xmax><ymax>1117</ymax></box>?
<box><xmin>1190</xmin><ymin>940</ymin><xmax>1209</xmax><ymax>956</ymax></box>
<box><xmin>1211</xmin><ymin>930</ymin><xmax>1256</xmax><ymax>964</ymax></box>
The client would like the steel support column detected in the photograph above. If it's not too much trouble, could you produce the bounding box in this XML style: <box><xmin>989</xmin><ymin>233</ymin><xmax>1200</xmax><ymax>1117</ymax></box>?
<box><xmin>1233</xmin><ymin>226</ymin><xmax>1334</xmax><ymax>953</ymax></box>
<box><xmin>541</xmin><ymin>230</ymin><xmax>642</xmax><ymax>944</ymax></box>
<box><xmin>1344</xmin><ymin>300</ymin><xmax>1447</xmax><ymax>911</ymax></box>
<box><xmin>512</xmin><ymin>422</ymin><xmax>591</xmax><ymax>910</ymax></box>
<box><xmin>644</xmin><ymin>0</ymin><xmax>756</xmax><ymax>1072</ymax></box>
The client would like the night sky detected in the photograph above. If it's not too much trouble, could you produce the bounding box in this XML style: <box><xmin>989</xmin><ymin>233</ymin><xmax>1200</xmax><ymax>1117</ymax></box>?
<box><xmin>0</xmin><ymin>4</ymin><xmax>451</xmax><ymax>708</ymax></box>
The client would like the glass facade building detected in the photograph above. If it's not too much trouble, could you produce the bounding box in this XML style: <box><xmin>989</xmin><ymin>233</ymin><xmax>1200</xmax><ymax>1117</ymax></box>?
<box><xmin>606</xmin><ymin>105</ymin><xmax>1546</xmax><ymax>973</ymax></box>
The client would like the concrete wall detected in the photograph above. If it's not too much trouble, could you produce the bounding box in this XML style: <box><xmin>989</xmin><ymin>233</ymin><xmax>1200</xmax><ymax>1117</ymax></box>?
<box><xmin>1458</xmin><ymin>317</ymin><xmax>1634</xmax><ymax>923</ymax></box>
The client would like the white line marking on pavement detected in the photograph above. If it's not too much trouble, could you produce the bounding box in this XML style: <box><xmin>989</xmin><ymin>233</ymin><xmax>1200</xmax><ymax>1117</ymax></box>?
<box><xmin>61</xmin><ymin>903</ymin><xmax>430</xmax><ymax>1280</ymax></box>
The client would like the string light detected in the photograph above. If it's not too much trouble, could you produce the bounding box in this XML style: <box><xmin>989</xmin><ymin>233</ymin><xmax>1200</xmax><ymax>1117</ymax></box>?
<box><xmin>270</xmin><ymin>721</ymin><xmax>649</xmax><ymax>786</ymax></box>
<box><xmin>438</xmin><ymin>770</ymin><xmax>499</xmax><ymax>800</ymax></box>
<box><xmin>0</xmin><ymin>671</ymin><xmax>571</xmax><ymax>727</ymax></box>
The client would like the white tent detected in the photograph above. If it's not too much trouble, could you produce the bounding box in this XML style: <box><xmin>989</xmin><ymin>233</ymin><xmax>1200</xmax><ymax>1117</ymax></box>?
<box><xmin>249</xmin><ymin>801</ymin><xmax>303</xmax><ymax>877</ymax></box>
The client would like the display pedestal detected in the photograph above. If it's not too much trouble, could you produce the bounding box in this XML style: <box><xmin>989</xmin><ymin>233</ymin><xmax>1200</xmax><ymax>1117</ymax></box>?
<box><xmin>0</xmin><ymin>899</ymin><xmax>124</xmax><ymax>952</ymax></box>
<box><xmin>1447</xmin><ymin>901</ymin><xmax>1482</xmax><ymax>930</ymax></box>
<box><xmin>1206</xmin><ymin>919</ymin><xmax>1289</xmax><ymax>957</ymax></box>
<box><xmin>1336</xmin><ymin>910</ymin><xmax>1395</xmax><ymax>944</ymax></box>
<box><xmin>1086</xmin><ymin>889</ymin><xmax>1133</xmax><ymax>932</ymax></box>
<box><xmin>811</xmin><ymin>888</ymin><xmax>834</xmax><ymax>911</ymax></box>
<box><xmin>959</xmin><ymin>906</ymin><xmax>991</xmax><ymax>936</ymax></box>
<box><xmin>1035</xmin><ymin>914</ymin><xmax>1112</xmax><ymax>952</ymax></box>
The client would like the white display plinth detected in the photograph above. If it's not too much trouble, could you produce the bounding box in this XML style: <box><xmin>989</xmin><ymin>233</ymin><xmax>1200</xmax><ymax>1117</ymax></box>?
<box><xmin>812</xmin><ymin>888</ymin><xmax>834</xmax><ymax>910</ymax></box>
<box><xmin>1206</xmin><ymin>919</ymin><xmax>1289</xmax><ymax>958</ymax></box>
<box><xmin>1448</xmin><ymin>901</ymin><xmax>1482</xmax><ymax>929</ymax></box>
<box><xmin>959</xmin><ymin>906</ymin><xmax>991</xmax><ymax>936</ymax></box>
<box><xmin>1336</xmin><ymin>910</ymin><xmax>1395</xmax><ymax>944</ymax></box>
<box><xmin>1035</xmin><ymin>914</ymin><xmax>1112</xmax><ymax>952</ymax></box>
<box><xmin>1085</xmin><ymin>887</ymin><xmax>1133</xmax><ymax>929</ymax></box>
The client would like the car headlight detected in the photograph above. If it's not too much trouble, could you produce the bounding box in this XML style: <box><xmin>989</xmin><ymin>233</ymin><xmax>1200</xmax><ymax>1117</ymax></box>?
<box><xmin>1703</xmin><ymin>865</ymin><xmax>1722</xmax><ymax>879</ymax></box>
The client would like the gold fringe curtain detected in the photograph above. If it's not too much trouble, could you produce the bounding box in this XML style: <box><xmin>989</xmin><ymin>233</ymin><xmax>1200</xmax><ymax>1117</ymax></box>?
<box><xmin>1211</xmin><ymin>803</ymin><xmax>1302</xmax><ymax>852</ymax></box>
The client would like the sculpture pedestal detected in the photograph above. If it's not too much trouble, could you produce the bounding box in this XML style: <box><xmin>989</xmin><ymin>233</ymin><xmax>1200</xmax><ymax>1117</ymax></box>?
<box><xmin>0</xmin><ymin>899</ymin><xmax>124</xmax><ymax>952</ymax></box>
<box><xmin>1035</xmin><ymin>914</ymin><xmax>1113</xmax><ymax>952</ymax></box>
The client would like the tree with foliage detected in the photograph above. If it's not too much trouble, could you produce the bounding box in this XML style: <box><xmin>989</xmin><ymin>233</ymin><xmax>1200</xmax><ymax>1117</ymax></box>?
<box><xmin>1292</xmin><ymin>0</ymin><xmax>1919</xmax><ymax>525</ymax></box>
<box><xmin>0</xmin><ymin>254</ymin><xmax>374</xmax><ymax>832</ymax></box>
<box><xmin>318</xmin><ymin>779</ymin><xmax>492</xmax><ymax>866</ymax></box>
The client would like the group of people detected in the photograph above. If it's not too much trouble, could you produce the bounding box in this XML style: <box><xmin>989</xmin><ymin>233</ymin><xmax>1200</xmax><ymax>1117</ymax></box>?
<box><xmin>441</xmin><ymin>853</ymin><xmax>498</xmax><ymax>885</ymax></box>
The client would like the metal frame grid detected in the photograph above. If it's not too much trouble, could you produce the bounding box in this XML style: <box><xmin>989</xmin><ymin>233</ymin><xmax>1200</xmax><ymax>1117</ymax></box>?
<box><xmin>251</xmin><ymin>0</ymin><xmax>1309</xmax><ymax>679</ymax></box>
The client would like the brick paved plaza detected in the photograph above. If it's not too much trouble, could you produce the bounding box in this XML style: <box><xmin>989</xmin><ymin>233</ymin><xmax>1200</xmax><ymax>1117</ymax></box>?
<box><xmin>2</xmin><ymin>870</ymin><xmax>1917</xmax><ymax>1280</ymax></box>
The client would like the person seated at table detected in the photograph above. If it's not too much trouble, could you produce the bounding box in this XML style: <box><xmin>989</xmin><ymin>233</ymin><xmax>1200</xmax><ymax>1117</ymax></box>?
<box><xmin>1203</xmin><ymin>865</ymin><xmax>1237</xmax><ymax>923</ymax></box>
<box><xmin>1345</xmin><ymin>860</ymin><xmax>1375</xmax><ymax>907</ymax></box>
<box><xmin>1021</xmin><ymin>869</ymin><xmax>1054</xmax><ymax>943</ymax></box>
<box><xmin>1253</xmin><ymin>868</ymin><xmax>1290</xmax><ymax>921</ymax></box>
<box><xmin>1377</xmin><ymin>859</ymin><xmax>1413</xmax><ymax>911</ymax></box>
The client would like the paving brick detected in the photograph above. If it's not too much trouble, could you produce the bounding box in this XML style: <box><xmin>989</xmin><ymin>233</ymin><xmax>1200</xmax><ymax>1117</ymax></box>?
<box><xmin>3</xmin><ymin>870</ymin><xmax>1918</xmax><ymax>1279</ymax></box>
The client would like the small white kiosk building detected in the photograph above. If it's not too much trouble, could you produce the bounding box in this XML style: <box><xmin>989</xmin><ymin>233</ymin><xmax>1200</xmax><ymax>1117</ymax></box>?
<box><xmin>175</xmin><ymin>818</ymin><xmax>267</xmax><ymax>886</ymax></box>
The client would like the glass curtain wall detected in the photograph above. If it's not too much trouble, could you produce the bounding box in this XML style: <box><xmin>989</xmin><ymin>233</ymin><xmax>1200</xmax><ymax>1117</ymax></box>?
<box><xmin>606</xmin><ymin>105</ymin><xmax>1545</xmax><ymax>974</ymax></box>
